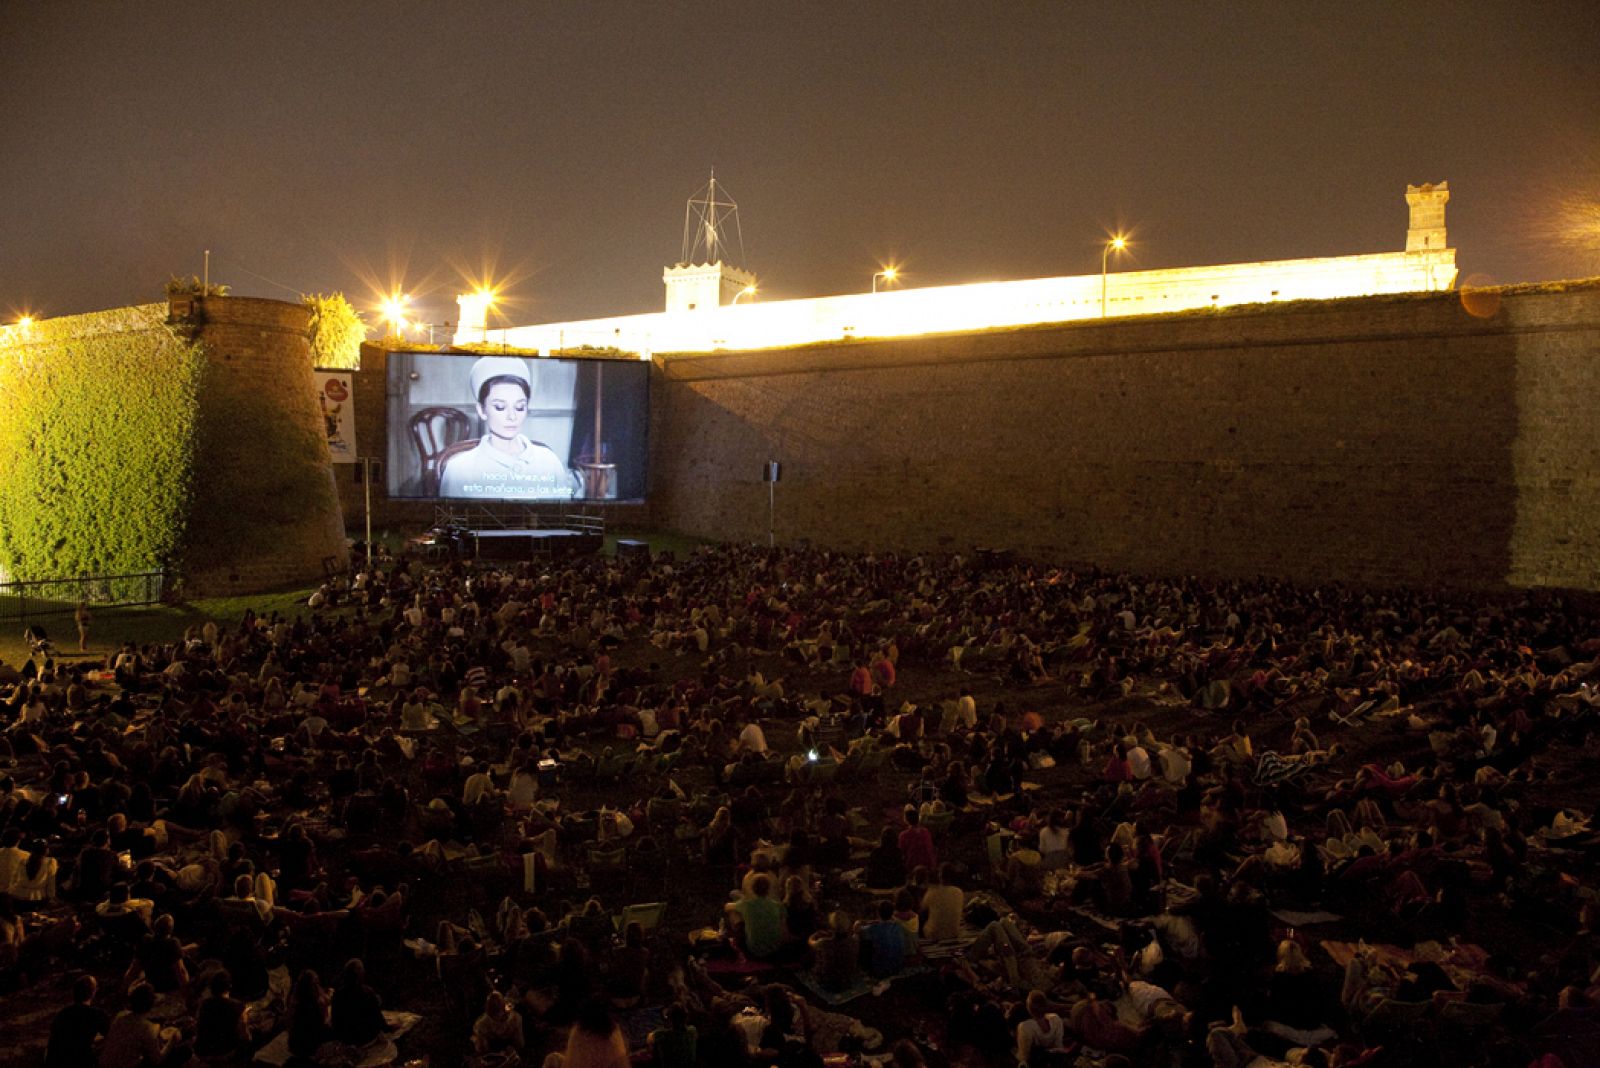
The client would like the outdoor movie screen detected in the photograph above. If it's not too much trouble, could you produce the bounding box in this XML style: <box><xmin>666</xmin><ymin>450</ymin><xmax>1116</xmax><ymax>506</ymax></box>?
<box><xmin>385</xmin><ymin>352</ymin><xmax>649</xmax><ymax>502</ymax></box>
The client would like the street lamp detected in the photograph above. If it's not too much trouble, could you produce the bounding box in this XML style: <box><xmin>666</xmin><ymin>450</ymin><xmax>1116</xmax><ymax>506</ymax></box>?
<box><xmin>1101</xmin><ymin>236</ymin><xmax>1127</xmax><ymax>317</ymax></box>
<box><xmin>872</xmin><ymin>266</ymin><xmax>899</xmax><ymax>293</ymax></box>
<box><xmin>732</xmin><ymin>284</ymin><xmax>757</xmax><ymax>304</ymax></box>
<box><xmin>380</xmin><ymin>293</ymin><xmax>410</xmax><ymax>338</ymax></box>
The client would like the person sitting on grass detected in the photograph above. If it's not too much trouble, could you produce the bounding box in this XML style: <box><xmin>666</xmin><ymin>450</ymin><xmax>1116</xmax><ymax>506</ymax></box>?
<box><xmin>1016</xmin><ymin>989</ymin><xmax>1068</xmax><ymax>1066</ymax></box>
<box><xmin>127</xmin><ymin>912</ymin><xmax>189</xmax><ymax>994</ymax></box>
<box><xmin>920</xmin><ymin>864</ymin><xmax>965</xmax><ymax>942</ymax></box>
<box><xmin>44</xmin><ymin>975</ymin><xmax>108</xmax><ymax>1068</ymax></box>
<box><xmin>563</xmin><ymin>997</ymin><xmax>630</xmax><ymax>1068</ymax></box>
<box><xmin>100</xmin><ymin>981</ymin><xmax>183</xmax><ymax>1068</ymax></box>
<box><xmin>865</xmin><ymin>828</ymin><xmax>907</xmax><ymax>891</ymax></box>
<box><xmin>808</xmin><ymin>909</ymin><xmax>861</xmax><ymax>992</ymax></box>
<box><xmin>472</xmin><ymin>992</ymin><xmax>526</xmax><ymax>1061</ymax></box>
<box><xmin>727</xmin><ymin>873</ymin><xmax>790</xmax><ymax>961</ymax></box>
<box><xmin>646</xmin><ymin>1001</ymin><xmax>697</xmax><ymax>1068</ymax></box>
<box><xmin>899</xmin><ymin>806</ymin><xmax>937</xmax><ymax>875</ymax></box>
<box><xmin>193</xmin><ymin>968</ymin><xmax>251</xmax><ymax>1062</ymax></box>
<box><xmin>331</xmin><ymin>957</ymin><xmax>387</xmax><ymax>1048</ymax></box>
<box><xmin>859</xmin><ymin>899</ymin><xmax>917</xmax><ymax>978</ymax></box>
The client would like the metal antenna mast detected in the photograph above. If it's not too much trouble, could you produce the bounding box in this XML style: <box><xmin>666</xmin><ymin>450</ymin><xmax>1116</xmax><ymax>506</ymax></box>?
<box><xmin>680</xmin><ymin>169</ymin><xmax>747</xmax><ymax>266</ymax></box>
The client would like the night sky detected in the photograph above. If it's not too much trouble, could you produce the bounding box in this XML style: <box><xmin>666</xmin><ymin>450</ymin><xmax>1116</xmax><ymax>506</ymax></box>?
<box><xmin>4</xmin><ymin>2</ymin><xmax>1597</xmax><ymax>329</ymax></box>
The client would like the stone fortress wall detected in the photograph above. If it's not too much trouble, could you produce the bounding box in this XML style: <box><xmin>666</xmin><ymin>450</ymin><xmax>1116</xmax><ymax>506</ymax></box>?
<box><xmin>649</xmin><ymin>283</ymin><xmax>1600</xmax><ymax>592</ymax></box>
<box><xmin>0</xmin><ymin>295</ymin><xmax>347</xmax><ymax>593</ymax></box>
<box><xmin>14</xmin><ymin>281</ymin><xmax>1598</xmax><ymax>596</ymax></box>
<box><xmin>179</xmin><ymin>296</ymin><xmax>349</xmax><ymax>593</ymax></box>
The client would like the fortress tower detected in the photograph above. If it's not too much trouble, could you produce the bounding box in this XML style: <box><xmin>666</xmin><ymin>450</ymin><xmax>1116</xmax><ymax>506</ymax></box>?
<box><xmin>455</xmin><ymin>290</ymin><xmax>493</xmax><ymax>340</ymax></box>
<box><xmin>1406</xmin><ymin>181</ymin><xmax>1449</xmax><ymax>252</ymax></box>
<box><xmin>180</xmin><ymin>296</ymin><xmax>349</xmax><ymax>592</ymax></box>
<box><xmin>662</xmin><ymin>171</ymin><xmax>755</xmax><ymax>312</ymax></box>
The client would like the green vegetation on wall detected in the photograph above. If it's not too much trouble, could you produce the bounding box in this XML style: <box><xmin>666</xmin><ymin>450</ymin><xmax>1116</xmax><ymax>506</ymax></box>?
<box><xmin>165</xmin><ymin>275</ymin><xmax>230</xmax><ymax>298</ymax></box>
<box><xmin>376</xmin><ymin>335</ymin><xmax>439</xmax><ymax>352</ymax></box>
<box><xmin>450</xmin><ymin>342</ymin><xmax>638</xmax><ymax>360</ymax></box>
<box><xmin>0</xmin><ymin>306</ymin><xmax>205</xmax><ymax>579</ymax></box>
<box><xmin>449</xmin><ymin>341</ymin><xmax>546</xmax><ymax>356</ymax></box>
<box><xmin>304</xmin><ymin>293</ymin><xmax>366</xmax><ymax>369</ymax></box>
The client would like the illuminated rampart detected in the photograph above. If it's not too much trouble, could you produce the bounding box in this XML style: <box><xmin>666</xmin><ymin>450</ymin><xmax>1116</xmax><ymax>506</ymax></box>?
<box><xmin>460</xmin><ymin>182</ymin><xmax>1457</xmax><ymax>356</ymax></box>
<box><xmin>460</xmin><ymin>247</ymin><xmax>1457</xmax><ymax>355</ymax></box>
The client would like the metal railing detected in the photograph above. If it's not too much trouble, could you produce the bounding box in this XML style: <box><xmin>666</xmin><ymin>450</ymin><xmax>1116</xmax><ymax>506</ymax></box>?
<box><xmin>433</xmin><ymin>503</ymin><xmax>606</xmax><ymax>535</ymax></box>
<box><xmin>0</xmin><ymin>570</ymin><xmax>168</xmax><ymax>622</ymax></box>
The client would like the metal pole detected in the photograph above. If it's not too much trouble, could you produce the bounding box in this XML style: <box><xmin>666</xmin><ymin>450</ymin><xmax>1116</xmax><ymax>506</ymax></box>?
<box><xmin>1101</xmin><ymin>243</ymin><xmax>1109</xmax><ymax>317</ymax></box>
<box><xmin>593</xmin><ymin>364</ymin><xmax>603</xmax><ymax>466</ymax></box>
<box><xmin>363</xmin><ymin>458</ymin><xmax>374</xmax><ymax>566</ymax></box>
<box><xmin>204</xmin><ymin>249</ymin><xmax>210</xmax><ymax>291</ymax></box>
<box><xmin>768</xmin><ymin>478</ymin><xmax>775</xmax><ymax>548</ymax></box>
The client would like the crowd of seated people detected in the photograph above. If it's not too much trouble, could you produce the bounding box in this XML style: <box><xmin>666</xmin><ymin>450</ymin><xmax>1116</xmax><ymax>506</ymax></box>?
<box><xmin>0</xmin><ymin>542</ymin><xmax>1599</xmax><ymax>1067</ymax></box>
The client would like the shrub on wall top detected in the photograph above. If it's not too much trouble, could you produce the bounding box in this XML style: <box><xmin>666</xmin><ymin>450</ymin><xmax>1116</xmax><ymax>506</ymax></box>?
<box><xmin>165</xmin><ymin>275</ymin><xmax>230</xmax><ymax>298</ymax></box>
<box><xmin>304</xmin><ymin>292</ymin><xmax>366</xmax><ymax>369</ymax></box>
<box><xmin>0</xmin><ymin>305</ymin><xmax>205</xmax><ymax>579</ymax></box>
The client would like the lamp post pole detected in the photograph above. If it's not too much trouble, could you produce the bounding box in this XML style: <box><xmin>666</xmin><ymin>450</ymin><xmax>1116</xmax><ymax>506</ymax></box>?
<box><xmin>872</xmin><ymin>267</ymin><xmax>898</xmax><ymax>294</ymax></box>
<box><xmin>359</xmin><ymin>457</ymin><xmax>376</xmax><ymax>565</ymax></box>
<box><xmin>1101</xmin><ymin>237</ymin><xmax>1126</xmax><ymax>318</ymax></box>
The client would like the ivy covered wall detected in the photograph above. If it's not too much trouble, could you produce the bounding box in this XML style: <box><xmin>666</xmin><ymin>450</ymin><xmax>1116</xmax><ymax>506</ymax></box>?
<box><xmin>0</xmin><ymin>305</ymin><xmax>204</xmax><ymax>579</ymax></box>
<box><xmin>0</xmin><ymin>297</ymin><xmax>348</xmax><ymax>592</ymax></box>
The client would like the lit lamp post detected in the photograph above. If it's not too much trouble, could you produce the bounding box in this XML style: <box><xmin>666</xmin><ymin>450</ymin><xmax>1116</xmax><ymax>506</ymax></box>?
<box><xmin>1101</xmin><ymin>236</ymin><xmax>1127</xmax><ymax>317</ymax></box>
<box><xmin>731</xmin><ymin>284</ymin><xmax>757</xmax><ymax>304</ymax></box>
<box><xmin>2</xmin><ymin>314</ymin><xmax>33</xmax><ymax>344</ymax></box>
<box><xmin>872</xmin><ymin>266</ymin><xmax>899</xmax><ymax>293</ymax></box>
<box><xmin>380</xmin><ymin>293</ymin><xmax>410</xmax><ymax>339</ymax></box>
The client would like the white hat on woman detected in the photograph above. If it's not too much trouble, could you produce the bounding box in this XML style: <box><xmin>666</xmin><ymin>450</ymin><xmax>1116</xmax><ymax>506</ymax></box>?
<box><xmin>468</xmin><ymin>356</ymin><xmax>532</xmax><ymax>401</ymax></box>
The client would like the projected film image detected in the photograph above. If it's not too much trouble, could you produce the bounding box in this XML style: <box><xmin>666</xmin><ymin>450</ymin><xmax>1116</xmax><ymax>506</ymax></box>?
<box><xmin>385</xmin><ymin>352</ymin><xmax>649</xmax><ymax>502</ymax></box>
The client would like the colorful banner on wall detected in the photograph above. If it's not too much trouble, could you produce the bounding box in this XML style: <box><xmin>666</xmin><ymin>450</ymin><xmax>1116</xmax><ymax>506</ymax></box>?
<box><xmin>314</xmin><ymin>372</ymin><xmax>357</xmax><ymax>463</ymax></box>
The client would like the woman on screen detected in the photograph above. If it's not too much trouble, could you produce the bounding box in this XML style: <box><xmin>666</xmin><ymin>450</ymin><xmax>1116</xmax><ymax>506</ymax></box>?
<box><xmin>439</xmin><ymin>356</ymin><xmax>581</xmax><ymax>500</ymax></box>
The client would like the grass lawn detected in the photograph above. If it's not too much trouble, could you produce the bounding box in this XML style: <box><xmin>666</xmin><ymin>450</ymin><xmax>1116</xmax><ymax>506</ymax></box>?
<box><xmin>0</xmin><ymin>529</ymin><xmax>715</xmax><ymax>669</ymax></box>
<box><xmin>602</xmin><ymin>529</ymin><xmax>711</xmax><ymax>557</ymax></box>
<box><xmin>0</xmin><ymin>588</ymin><xmax>317</xmax><ymax>669</ymax></box>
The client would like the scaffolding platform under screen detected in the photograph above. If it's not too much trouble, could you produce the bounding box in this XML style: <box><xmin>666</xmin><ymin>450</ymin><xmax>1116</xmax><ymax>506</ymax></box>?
<box><xmin>467</xmin><ymin>527</ymin><xmax>602</xmax><ymax>560</ymax></box>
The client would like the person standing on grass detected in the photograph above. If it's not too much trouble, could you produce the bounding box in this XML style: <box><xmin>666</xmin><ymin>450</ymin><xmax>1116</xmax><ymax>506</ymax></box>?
<box><xmin>75</xmin><ymin>599</ymin><xmax>91</xmax><ymax>652</ymax></box>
